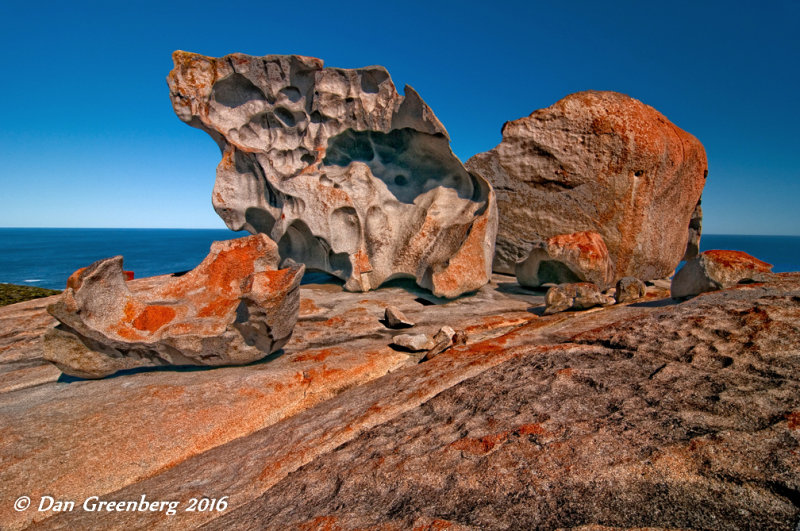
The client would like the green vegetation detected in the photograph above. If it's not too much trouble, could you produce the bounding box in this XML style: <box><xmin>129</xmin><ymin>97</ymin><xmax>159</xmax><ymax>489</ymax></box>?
<box><xmin>0</xmin><ymin>283</ymin><xmax>62</xmax><ymax>307</ymax></box>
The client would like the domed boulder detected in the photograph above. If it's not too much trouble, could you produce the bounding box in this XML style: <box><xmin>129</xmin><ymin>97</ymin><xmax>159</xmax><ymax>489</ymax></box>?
<box><xmin>466</xmin><ymin>90</ymin><xmax>707</xmax><ymax>281</ymax></box>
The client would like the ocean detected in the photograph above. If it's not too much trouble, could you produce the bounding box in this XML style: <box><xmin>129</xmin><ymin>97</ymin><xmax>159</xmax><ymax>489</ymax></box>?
<box><xmin>0</xmin><ymin>228</ymin><xmax>799</xmax><ymax>290</ymax></box>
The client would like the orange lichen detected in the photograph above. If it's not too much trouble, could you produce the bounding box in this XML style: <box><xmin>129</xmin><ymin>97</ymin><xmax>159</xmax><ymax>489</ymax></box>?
<box><xmin>131</xmin><ymin>305</ymin><xmax>176</xmax><ymax>333</ymax></box>
<box><xmin>198</xmin><ymin>297</ymin><xmax>237</xmax><ymax>318</ymax></box>
<box><xmin>292</xmin><ymin>348</ymin><xmax>339</xmax><ymax>363</ymax></box>
<box><xmin>449</xmin><ymin>432</ymin><xmax>509</xmax><ymax>455</ymax></box>
<box><xmin>704</xmin><ymin>250</ymin><xmax>772</xmax><ymax>272</ymax></box>
<box><xmin>66</xmin><ymin>267</ymin><xmax>88</xmax><ymax>290</ymax></box>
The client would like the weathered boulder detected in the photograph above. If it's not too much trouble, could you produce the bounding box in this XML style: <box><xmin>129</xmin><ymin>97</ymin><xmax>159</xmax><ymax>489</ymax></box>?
<box><xmin>515</xmin><ymin>231</ymin><xmax>614</xmax><ymax>289</ymax></box>
<box><xmin>544</xmin><ymin>282</ymin><xmax>613</xmax><ymax>315</ymax></box>
<box><xmin>671</xmin><ymin>249</ymin><xmax>773</xmax><ymax>298</ymax></box>
<box><xmin>43</xmin><ymin>235</ymin><xmax>304</xmax><ymax>378</ymax></box>
<box><xmin>614</xmin><ymin>276</ymin><xmax>647</xmax><ymax>303</ymax></box>
<box><xmin>383</xmin><ymin>306</ymin><xmax>415</xmax><ymax>329</ymax></box>
<box><xmin>168</xmin><ymin>52</ymin><xmax>497</xmax><ymax>298</ymax></box>
<box><xmin>465</xmin><ymin>90</ymin><xmax>707</xmax><ymax>281</ymax></box>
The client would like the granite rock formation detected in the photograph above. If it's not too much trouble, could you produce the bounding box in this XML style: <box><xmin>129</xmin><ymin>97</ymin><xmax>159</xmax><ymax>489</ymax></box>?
<box><xmin>5</xmin><ymin>270</ymin><xmax>800</xmax><ymax>529</ymax></box>
<box><xmin>43</xmin><ymin>234</ymin><xmax>303</xmax><ymax>378</ymax></box>
<box><xmin>168</xmin><ymin>51</ymin><xmax>497</xmax><ymax>298</ymax></box>
<box><xmin>515</xmin><ymin>231</ymin><xmax>614</xmax><ymax>289</ymax></box>
<box><xmin>671</xmin><ymin>249</ymin><xmax>773</xmax><ymax>298</ymax></box>
<box><xmin>466</xmin><ymin>90</ymin><xmax>707</xmax><ymax>281</ymax></box>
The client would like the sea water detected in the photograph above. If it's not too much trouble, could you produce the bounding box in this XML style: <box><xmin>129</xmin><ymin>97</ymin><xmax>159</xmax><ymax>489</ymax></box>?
<box><xmin>0</xmin><ymin>228</ymin><xmax>798</xmax><ymax>290</ymax></box>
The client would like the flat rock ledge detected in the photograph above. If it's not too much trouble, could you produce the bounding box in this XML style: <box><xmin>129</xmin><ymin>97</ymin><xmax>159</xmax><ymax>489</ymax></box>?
<box><xmin>1</xmin><ymin>272</ymin><xmax>799</xmax><ymax>530</ymax></box>
<box><xmin>43</xmin><ymin>234</ymin><xmax>303</xmax><ymax>378</ymax></box>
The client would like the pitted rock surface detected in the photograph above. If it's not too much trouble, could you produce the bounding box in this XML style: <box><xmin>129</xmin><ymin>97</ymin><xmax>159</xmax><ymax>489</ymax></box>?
<box><xmin>672</xmin><ymin>249</ymin><xmax>774</xmax><ymax>298</ymax></box>
<box><xmin>466</xmin><ymin>90</ymin><xmax>707</xmax><ymax>281</ymax></box>
<box><xmin>43</xmin><ymin>234</ymin><xmax>303</xmax><ymax>378</ymax></box>
<box><xmin>168</xmin><ymin>52</ymin><xmax>496</xmax><ymax>298</ymax></box>
<box><xmin>515</xmin><ymin>231</ymin><xmax>614</xmax><ymax>289</ymax></box>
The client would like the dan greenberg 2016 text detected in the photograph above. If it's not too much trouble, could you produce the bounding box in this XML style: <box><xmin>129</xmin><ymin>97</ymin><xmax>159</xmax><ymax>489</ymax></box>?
<box><xmin>14</xmin><ymin>494</ymin><xmax>229</xmax><ymax>516</ymax></box>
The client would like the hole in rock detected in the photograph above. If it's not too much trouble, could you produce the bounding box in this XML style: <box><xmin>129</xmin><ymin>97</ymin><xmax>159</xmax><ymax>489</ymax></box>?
<box><xmin>322</xmin><ymin>128</ymin><xmax>483</xmax><ymax>205</ymax></box>
<box><xmin>537</xmin><ymin>260</ymin><xmax>581</xmax><ymax>285</ymax></box>
<box><xmin>634</xmin><ymin>170</ymin><xmax>644</xmax><ymax>177</ymax></box>
<box><xmin>360</xmin><ymin>69</ymin><xmax>389</xmax><ymax>94</ymax></box>
<box><xmin>300</xmin><ymin>153</ymin><xmax>316</xmax><ymax>165</ymax></box>
<box><xmin>279</xmin><ymin>86</ymin><xmax>302</xmax><ymax>102</ymax></box>
<box><xmin>274</xmin><ymin>107</ymin><xmax>297</xmax><ymax>127</ymax></box>
<box><xmin>212</xmin><ymin>73</ymin><xmax>267</xmax><ymax>108</ymax></box>
<box><xmin>310</xmin><ymin>111</ymin><xmax>324</xmax><ymax>123</ymax></box>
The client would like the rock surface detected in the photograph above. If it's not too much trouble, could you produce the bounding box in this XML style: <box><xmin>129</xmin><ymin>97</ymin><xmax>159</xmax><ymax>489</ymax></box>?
<box><xmin>671</xmin><ymin>249</ymin><xmax>774</xmax><ymax>298</ymax></box>
<box><xmin>15</xmin><ymin>273</ymin><xmax>798</xmax><ymax>530</ymax></box>
<box><xmin>168</xmin><ymin>51</ymin><xmax>497</xmax><ymax>298</ymax></box>
<box><xmin>466</xmin><ymin>90</ymin><xmax>707</xmax><ymax>281</ymax></box>
<box><xmin>544</xmin><ymin>282</ymin><xmax>613</xmax><ymax>314</ymax></box>
<box><xmin>43</xmin><ymin>235</ymin><xmax>304</xmax><ymax>378</ymax></box>
<box><xmin>614</xmin><ymin>276</ymin><xmax>647</xmax><ymax>303</ymax></box>
<box><xmin>515</xmin><ymin>231</ymin><xmax>614</xmax><ymax>289</ymax></box>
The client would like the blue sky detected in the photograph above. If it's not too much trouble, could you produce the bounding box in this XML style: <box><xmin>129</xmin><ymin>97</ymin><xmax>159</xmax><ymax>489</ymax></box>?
<box><xmin>0</xmin><ymin>1</ymin><xmax>797</xmax><ymax>234</ymax></box>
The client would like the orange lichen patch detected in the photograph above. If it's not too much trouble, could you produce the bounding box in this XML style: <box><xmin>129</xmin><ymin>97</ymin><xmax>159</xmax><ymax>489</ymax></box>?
<box><xmin>548</xmin><ymin>231</ymin><xmax>608</xmax><ymax>262</ymax></box>
<box><xmin>321</xmin><ymin>315</ymin><xmax>344</xmax><ymax>327</ymax></box>
<box><xmin>66</xmin><ymin>267</ymin><xmax>88</xmax><ymax>290</ymax></box>
<box><xmin>517</xmin><ymin>423</ymin><xmax>548</xmax><ymax>436</ymax></box>
<box><xmin>252</xmin><ymin>268</ymin><xmax>299</xmax><ymax>294</ymax></box>
<box><xmin>787</xmin><ymin>412</ymin><xmax>800</xmax><ymax>430</ymax></box>
<box><xmin>299</xmin><ymin>298</ymin><xmax>321</xmax><ymax>316</ymax></box>
<box><xmin>144</xmin><ymin>385</ymin><xmax>186</xmax><ymax>400</ymax></box>
<box><xmin>556</xmin><ymin>367</ymin><xmax>574</xmax><ymax>377</ymax></box>
<box><xmin>704</xmin><ymin>250</ymin><xmax>773</xmax><ymax>272</ymax></box>
<box><xmin>431</xmin><ymin>215</ymin><xmax>490</xmax><ymax>297</ymax></box>
<box><xmin>131</xmin><ymin>305</ymin><xmax>176</xmax><ymax>333</ymax></box>
<box><xmin>449</xmin><ymin>432</ymin><xmax>509</xmax><ymax>455</ymax></box>
<box><xmin>198</xmin><ymin>296</ymin><xmax>237</xmax><ymax>318</ymax></box>
<box><xmin>353</xmin><ymin>248</ymin><xmax>372</xmax><ymax>275</ymax></box>
<box><xmin>297</xmin><ymin>515</ymin><xmax>343</xmax><ymax>531</ymax></box>
<box><xmin>292</xmin><ymin>348</ymin><xmax>340</xmax><ymax>363</ymax></box>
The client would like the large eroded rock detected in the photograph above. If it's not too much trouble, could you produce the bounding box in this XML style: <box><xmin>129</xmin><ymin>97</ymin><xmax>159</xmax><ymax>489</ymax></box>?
<box><xmin>168</xmin><ymin>52</ymin><xmax>497</xmax><ymax>298</ymax></box>
<box><xmin>671</xmin><ymin>249</ymin><xmax>773</xmax><ymax>298</ymax></box>
<box><xmin>43</xmin><ymin>234</ymin><xmax>303</xmax><ymax>378</ymax></box>
<box><xmin>466</xmin><ymin>90</ymin><xmax>707</xmax><ymax>281</ymax></box>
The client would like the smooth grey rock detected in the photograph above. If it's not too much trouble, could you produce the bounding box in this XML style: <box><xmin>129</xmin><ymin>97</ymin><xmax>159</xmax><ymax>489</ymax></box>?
<box><xmin>391</xmin><ymin>333</ymin><xmax>434</xmax><ymax>352</ymax></box>
<box><xmin>168</xmin><ymin>52</ymin><xmax>497</xmax><ymax>298</ymax></box>
<box><xmin>384</xmin><ymin>306</ymin><xmax>415</xmax><ymax>329</ymax></box>
<box><xmin>671</xmin><ymin>250</ymin><xmax>773</xmax><ymax>298</ymax></box>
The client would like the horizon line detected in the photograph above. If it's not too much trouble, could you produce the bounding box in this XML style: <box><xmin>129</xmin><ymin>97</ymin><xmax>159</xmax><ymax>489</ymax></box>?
<box><xmin>1</xmin><ymin>227</ymin><xmax>799</xmax><ymax>238</ymax></box>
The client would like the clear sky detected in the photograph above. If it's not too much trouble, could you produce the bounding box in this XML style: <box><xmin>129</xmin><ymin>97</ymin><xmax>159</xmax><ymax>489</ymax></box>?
<box><xmin>0</xmin><ymin>0</ymin><xmax>797</xmax><ymax>234</ymax></box>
